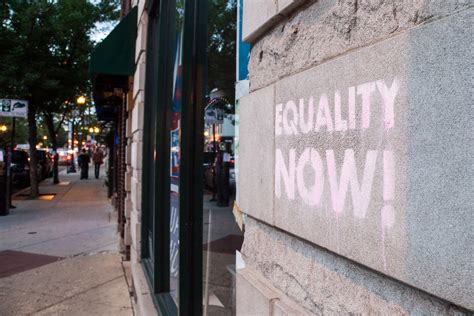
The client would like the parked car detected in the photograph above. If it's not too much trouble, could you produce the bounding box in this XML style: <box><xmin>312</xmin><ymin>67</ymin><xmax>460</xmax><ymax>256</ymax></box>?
<box><xmin>56</xmin><ymin>148</ymin><xmax>69</xmax><ymax>166</ymax></box>
<box><xmin>11</xmin><ymin>150</ymin><xmax>30</xmax><ymax>187</ymax></box>
<box><xmin>36</xmin><ymin>149</ymin><xmax>53</xmax><ymax>180</ymax></box>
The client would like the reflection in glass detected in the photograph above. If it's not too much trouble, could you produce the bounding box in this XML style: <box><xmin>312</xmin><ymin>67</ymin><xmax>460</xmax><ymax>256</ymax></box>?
<box><xmin>202</xmin><ymin>1</ymin><xmax>241</xmax><ymax>312</ymax></box>
<box><xmin>170</xmin><ymin>0</ymin><xmax>184</xmax><ymax>304</ymax></box>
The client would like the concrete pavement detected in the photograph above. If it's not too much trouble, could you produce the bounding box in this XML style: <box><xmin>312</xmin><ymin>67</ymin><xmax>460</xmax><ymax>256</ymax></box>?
<box><xmin>0</xmin><ymin>166</ymin><xmax>133</xmax><ymax>315</ymax></box>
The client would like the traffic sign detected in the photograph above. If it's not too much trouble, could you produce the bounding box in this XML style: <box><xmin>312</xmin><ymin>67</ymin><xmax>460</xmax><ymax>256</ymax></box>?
<box><xmin>0</xmin><ymin>99</ymin><xmax>28</xmax><ymax>118</ymax></box>
<box><xmin>205</xmin><ymin>109</ymin><xmax>224</xmax><ymax>125</ymax></box>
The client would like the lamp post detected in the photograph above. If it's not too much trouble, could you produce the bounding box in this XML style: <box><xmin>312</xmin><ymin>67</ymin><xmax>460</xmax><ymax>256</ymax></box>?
<box><xmin>89</xmin><ymin>126</ymin><xmax>100</xmax><ymax>145</ymax></box>
<box><xmin>67</xmin><ymin>96</ymin><xmax>86</xmax><ymax>173</ymax></box>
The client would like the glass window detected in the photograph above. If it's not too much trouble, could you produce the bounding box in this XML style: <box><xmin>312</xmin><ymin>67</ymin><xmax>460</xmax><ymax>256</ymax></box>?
<box><xmin>202</xmin><ymin>1</ymin><xmax>241</xmax><ymax>314</ymax></box>
<box><xmin>169</xmin><ymin>0</ymin><xmax>184</xmax><ymax>303</ymax></box>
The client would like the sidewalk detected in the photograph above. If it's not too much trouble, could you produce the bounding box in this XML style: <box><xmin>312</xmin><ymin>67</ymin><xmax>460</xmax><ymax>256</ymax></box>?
<box><xmin>0</xmin><ymin>167</ymin><xmax>133</xmax><ymax>315</ymax></box>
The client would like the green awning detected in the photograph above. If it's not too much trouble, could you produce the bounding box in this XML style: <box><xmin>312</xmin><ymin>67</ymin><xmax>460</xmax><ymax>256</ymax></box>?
<box><xmin>89</xmin><ymin>6</ymin><xmax>137</xmax><ymax>76</ymax></box>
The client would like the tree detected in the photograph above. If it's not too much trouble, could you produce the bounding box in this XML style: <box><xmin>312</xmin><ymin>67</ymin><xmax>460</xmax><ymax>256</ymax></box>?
<box><xmin>0</xmin><ymin>0</ymin><xmax>119</xmax><ymax>195</ymax></box>
<box><xmin>208</xmin><ymin>0</ymin><xmax>237</xmax><ymax>101</ymax></box>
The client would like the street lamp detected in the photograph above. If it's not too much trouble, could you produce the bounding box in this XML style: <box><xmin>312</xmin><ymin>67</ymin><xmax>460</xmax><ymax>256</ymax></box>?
<box><xmin>0</xmin><ymin>125</ymin><xmax>7</xmax><ymax>132</ymax></box>
<box><xmin>89</xmin><ymin>126</ymin><xmax>100</xmax><ymax>144</ymax></box>
<box><xmin>67</xmin><ymin>96</ymin><xmax>86</xmax><ymax>173</ymax></box>
<box><xmin>77</xmin><ymin>96</ymin><xmax>86</xmax><ymax>105</ymax></box>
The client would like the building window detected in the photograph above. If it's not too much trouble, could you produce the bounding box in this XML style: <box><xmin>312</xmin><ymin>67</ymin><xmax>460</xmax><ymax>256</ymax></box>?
<box><xmin>141</xmin><ymin>0</ymin><xmax>207</xmax><ymax>314</ymax></box>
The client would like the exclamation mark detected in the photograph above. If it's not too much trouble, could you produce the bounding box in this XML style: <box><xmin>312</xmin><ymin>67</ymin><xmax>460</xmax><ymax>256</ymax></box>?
<box><xmin>381</xmin><ymin>150</ymin><xmax>395</xmax><ymax>271</ymax></box>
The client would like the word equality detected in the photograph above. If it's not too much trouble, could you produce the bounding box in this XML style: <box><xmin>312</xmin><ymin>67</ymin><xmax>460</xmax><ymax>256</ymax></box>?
<box><xmin>275</xmin><ymin>78</ymin><xmax>399</xmax><ymax>134</ymax></box>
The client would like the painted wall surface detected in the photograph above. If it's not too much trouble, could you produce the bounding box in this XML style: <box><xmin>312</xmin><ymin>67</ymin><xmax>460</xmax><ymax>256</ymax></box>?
<box><xmin>239</xmin><ymin>9</ymin><xmax>473</xmax><ymax>310</ymax></box>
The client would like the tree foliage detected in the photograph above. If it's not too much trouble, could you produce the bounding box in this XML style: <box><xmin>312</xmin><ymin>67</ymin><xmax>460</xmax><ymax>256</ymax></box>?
<box><xmin>208</xmin><ymin>0</ymin><xmax>237</xmax><ymax>102</ymax></box>
<box><xmin>0</xmin><ymin>0</ymin><xmax>119</xmax><ymax>194</ymax></box>
<box><xmin>0</xmin><ymin>0</ymin><xmax>119</xmax><ymax>103</ymax></box>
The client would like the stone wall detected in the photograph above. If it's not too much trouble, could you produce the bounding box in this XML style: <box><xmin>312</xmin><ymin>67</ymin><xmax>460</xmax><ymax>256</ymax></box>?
<box><xmin>245</xmin><ymin>0</ymin><xmax>472</xmax><ymax>91</ymax></box>
<box><xmin>241</xmin><ymin>217</ymin><xmax>466</xmax><ymax>315</ymax></box>
<box><xmin>239</xmin><ymin>0</ymin><xmax>473</xmax><ymax>314</ymax></box>
<box><xmin>128</xmin><ymin>1</ymin><xmax>157</xmax><ymax>315</ymax></box>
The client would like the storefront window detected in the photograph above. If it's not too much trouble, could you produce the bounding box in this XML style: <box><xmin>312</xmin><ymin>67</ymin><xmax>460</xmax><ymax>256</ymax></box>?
<box><xmin>141</xmin><ymin>0</ymin><xmax>217</xmax><ymax>313</ymax></box>
<box><xmin>169</xmin><ymin>0</ymin><xmax>184</xmax><ymax>303</ymax></box>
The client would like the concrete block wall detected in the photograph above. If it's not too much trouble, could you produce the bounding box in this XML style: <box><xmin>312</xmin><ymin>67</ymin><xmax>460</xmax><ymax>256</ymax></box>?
<box><xmin>239</xmin><ymin>0</ymin><xmax>473</xmax><ymax>314</ymax></box>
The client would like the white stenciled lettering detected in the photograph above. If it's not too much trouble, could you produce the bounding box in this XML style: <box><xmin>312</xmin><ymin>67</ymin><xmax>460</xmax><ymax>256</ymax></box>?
<box><xmin>299</xmin><ymin>97</ymin><xmax>314</xmax><ymax>133</ymax></box>
<box><xmin>296</xmin><ymin>148</ymin><xmax>324</xmax><ymax>206</ymax></box>
<box><xmin>283</xmin><ymin>100</ymin><xmax>299</xmax><ymax>135</ymax></box>
<box><xmin>326</xmin><ymin>149</ymin><xmax>378</xmax><ymax>218</ymax></box>
<box><xmin>348</xmin><ymin>86</ymin><xmax>356</xmax><ymax>130</ymax></box>
<box><xmin>376</xmin><ymin>78</ymin><xmax>399</xmax><ymax>129</ymax></box>
<box><xmin>334</xmin><ymin>91</ymin><xmax>347</xmax><ymax>131</ymax></box>
<box><xmin>357</xmin><ymin>82</ymin><xmax>376</xmax><ymax>129</ymax></box>
<box><xmin>315</xmin><ymin>93</ymin><xmax>334</xmax><ymax>132</ymax></box>
<box><xmin>275</xmin><ymin>148</ymin><xmax>296</xmax><ymax>199</ymax></box>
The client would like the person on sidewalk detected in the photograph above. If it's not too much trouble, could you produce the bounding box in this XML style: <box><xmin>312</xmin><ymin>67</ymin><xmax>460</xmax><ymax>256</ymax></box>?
<box><xmin>92</xmin><ymin>147</ymin><xmax>105</xmax><ymax>179</ymax></box>
<box><xmin>78</xmin><ymin>149</ymin><xmax>90</xmax><ymax>180</ymax></box>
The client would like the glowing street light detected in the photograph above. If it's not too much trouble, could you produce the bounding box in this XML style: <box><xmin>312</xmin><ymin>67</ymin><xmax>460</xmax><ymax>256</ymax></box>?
<box><xmin>0</xmin><ymin>125</ymin><xmax>7</xmax><ymax>132</ymax></box>
<box><xmin>89</xmin><ymin>126</ymin><xmax>100</xmax><ymax>134</ymax></box>
<box><xmin>43</xmin><ymin>135</ymin><xmax>48</xmax><ymax>140</ymax></box>
<box><xmin>76</xmin><ymin>96</ymin><xmax>86</xmax><ymax>105</ymax></box>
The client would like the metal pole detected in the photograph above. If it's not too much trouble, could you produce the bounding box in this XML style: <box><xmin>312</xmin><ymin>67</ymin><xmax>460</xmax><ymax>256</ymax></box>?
<box><xmin>210</xmin><ymin>123</ymin><xmax>217</xmax><ymax>201</ymax></box>
<box><xmin>8</xmin><ymin>117</ymin><xmax>16</xmax><ymax>209</ymax></box>
<box><xmin>69</xmin><ymin>120</ymin><xmax>76</xmax><ymax>173</ymax></box>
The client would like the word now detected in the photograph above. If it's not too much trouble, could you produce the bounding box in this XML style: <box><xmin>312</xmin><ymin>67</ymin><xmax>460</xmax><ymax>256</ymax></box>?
<box><xmin>275</xmin><ymin>148</ymin><xmax>395</xmax><ymax>219</ymax></box>
<box><xmin>275</xmin><ymin>78</ymin><xmax>399</xmax><ymax>135</ymax></box>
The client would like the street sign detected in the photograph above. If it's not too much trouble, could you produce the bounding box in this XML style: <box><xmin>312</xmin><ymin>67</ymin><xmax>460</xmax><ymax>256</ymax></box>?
<box><xmin>0</xmin><ymin>99</ymin><xmax>28</xmax><ymax>118</ymax></box>
<box><xmin>205</xmin><ymin>109</ymin><xmax>224</xmax><ymax>125</ymax></box>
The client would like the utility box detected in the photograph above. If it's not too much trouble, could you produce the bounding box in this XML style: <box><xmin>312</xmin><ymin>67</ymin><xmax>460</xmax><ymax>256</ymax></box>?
<box><xmin>0</xmin><ymin>148</ymin><xmax>9</xmax><ymax>215</ymax></box>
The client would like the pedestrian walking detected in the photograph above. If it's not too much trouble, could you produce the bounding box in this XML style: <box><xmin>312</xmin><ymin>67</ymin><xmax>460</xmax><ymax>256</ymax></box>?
<box><xmin>216</xmin><ymin>147</ymin><xmax>231</xmax><ymax>207</ymax></box>
<box><xmin>92</xmin><ymin>147</ymin><xmax>105</xmax><ymax>179</ymax></box>
<box><xmin>78</xmin><ymin>149</ymin><xmax>90</xmax><ymax>180</ymax></box>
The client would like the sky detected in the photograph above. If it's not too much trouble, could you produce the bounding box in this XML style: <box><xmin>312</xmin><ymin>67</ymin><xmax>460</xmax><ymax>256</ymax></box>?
<box><xmin>91</xmin><ymin>21</ymin><xmax>118</xmax><ymax>43</ymax></box>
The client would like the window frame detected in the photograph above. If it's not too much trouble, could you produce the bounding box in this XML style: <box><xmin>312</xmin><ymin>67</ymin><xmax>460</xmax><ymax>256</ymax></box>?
<box><xmin>140</xmin><ymin>0</ymin><xmax>207</xmax><ymax>314</ymax></box>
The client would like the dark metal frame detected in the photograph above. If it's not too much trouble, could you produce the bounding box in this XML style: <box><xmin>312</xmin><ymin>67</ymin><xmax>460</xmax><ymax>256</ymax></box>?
<box><xmin>140</xmin><ymin>0</ymin><xmax>207</xmax><ymax>314</ymax></box>
<box><xmin>179</xmin><ymin>0</ymin><xmax>207</xmax><ymax>314</ymax></box>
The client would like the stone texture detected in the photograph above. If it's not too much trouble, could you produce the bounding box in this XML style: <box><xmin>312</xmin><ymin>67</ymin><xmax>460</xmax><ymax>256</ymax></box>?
<box><xmin>238</xmin><ymin>84</ymin><xmax>275</xmax><ymax>225</ymax></box>
<box><xmin>242</xmin><ymin>0</ymin><xmax>278</xmax><ymax>42</ymax></box>
<box><xmin>248</xmin><ymin>0</ymin><xmax>472</xmax><ymax>91</ymax></box>
<box><xmin>241</xmin><ymin>217</ymin><xmax>469</xmax><ymax>315</ymax></box>
<box><xmin>135</xmin><ymin>12</ymin><xmax>147</xmax><ymax>64</ymax></box>
<box><xmin>236</xmin><ymin>267</ymin><xmax>279</xmax><ymax>316</ymax></box>
<box><xmin>131</xmin><ymin>141</ymin><xmax>143</xmax><ymax>170</ymax></box>
<box><xmin>404</xmin><ymin>8</ymin><xmax>474</xmax><ymax>309</ymax></box>
<box><xmin>272</xmin><ymin>6</ymin><xmax>410</xmax><ymax>297</ymax></box>
<box><xmin>273</xmin><ymin>299</ymin><xmax>310</xmax><ymax>316</ymax></box>
<box><xmin>132</xmin><ymin>100</ymin><xmax>144</xmax><ymax>133</ymax></box>
<box><xmin>133</xmin><ymin>53</ymin><xmax>146</xmax><ymax>100</ymax></box>
<box><xmin>241</xmin><ymin>8</ymin><xmax>473</xmax><ymax>310</ymax></box>
<box><xmin>131</xmin><ymin>177</ymin><xmax>142</xmax><ymax>210</ymax></box>
<box><xmin>130</xmin><ymin>207</ymin><xmax>141</xmax><ymax>247</ymax></box>
<box><xmin>130</xmin><ymin>257</ymin><xmax>159</xmax><ymax>316</ymax></box>
<box><xmin>278</xmin><ymin>0</ymin><xmax>306</xmax><ymax>14</ymax></box>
